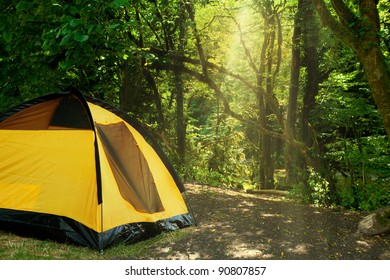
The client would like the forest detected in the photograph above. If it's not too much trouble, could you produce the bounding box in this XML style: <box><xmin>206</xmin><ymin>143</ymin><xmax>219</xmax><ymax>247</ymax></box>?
<box><xmin>1</xmin><ymin>0</ymin><xmax>389</xmax><ymax>212</ymax></box>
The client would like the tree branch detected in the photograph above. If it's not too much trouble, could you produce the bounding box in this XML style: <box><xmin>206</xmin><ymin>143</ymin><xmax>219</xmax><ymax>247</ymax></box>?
<box><xmin>310</xmin><ymin>0</ymin><xmax>358</xmax><ymax>49</ymax></box>
<box><xmin>228</xmin><ymin>13</ymin><xmax>259</xmax><ymax>74</ymax></box>
<box><xmin>153</xmin><ymin>61</ymin><xmax>283</xmax><ymax>139</ymax></box>
<box><xmin>330</xmin><ymin>0</ymin><xmax>359</xmax><ymax>28</ymax></box>
<box><xmin>149</xmin><ymin>47</ymin><xmax>259</xmax><ymax>93</ymax></box>
<box><xmin>184</xmin><ymin>1</ymin><xmax>208</xmax><ymax>76</ymax></box>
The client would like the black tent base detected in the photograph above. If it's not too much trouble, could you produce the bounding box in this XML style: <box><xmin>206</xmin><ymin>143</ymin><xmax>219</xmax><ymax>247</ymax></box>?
<box><xmin>0</xmin><ymin>209</ymin><xmax>194</xmax><ymax>252</ymax></box>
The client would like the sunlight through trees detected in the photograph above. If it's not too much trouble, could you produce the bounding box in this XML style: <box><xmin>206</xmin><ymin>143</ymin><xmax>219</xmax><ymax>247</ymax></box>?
<box><xmin>1</xmin><ymin>0</ymin><xmax>389</xmax><ymax>211</ymax></box>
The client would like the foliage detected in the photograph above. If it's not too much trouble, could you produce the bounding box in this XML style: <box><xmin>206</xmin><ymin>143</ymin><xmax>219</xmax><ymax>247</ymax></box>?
<box><xmin>289</xmin><ymin>167</ymin><xmax>331</xmax><ymax>207</ymax></box>
<box><xmin>328</xmin><ymin>136</ymin><xmax>390</xmax><ymax>211</ymax></box>
<box><xmin>310</xmin><ymin>49</ymin><xmax>390</xmax><ymax>211</ymax></box>
<box><xmin>307</xmin><ymin>167</ymin><xmax>331</xmax><ymax>207</ymax></box>
<box><xmin>182</xmin><ymin>105</ymin><xmax>252</xmax><ymax>188</ymax></box>
<box><xmin>0</xmin><ymin>0</ymin><xmax>389</xmax><ymax>211</ymax></box>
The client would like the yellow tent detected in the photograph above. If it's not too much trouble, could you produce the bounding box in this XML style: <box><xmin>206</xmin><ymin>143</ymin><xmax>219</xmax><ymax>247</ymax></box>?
<box><xmin>0</xmin><ymin>89</ymin><xmax>193</xmax><ymax>251</ymax></box>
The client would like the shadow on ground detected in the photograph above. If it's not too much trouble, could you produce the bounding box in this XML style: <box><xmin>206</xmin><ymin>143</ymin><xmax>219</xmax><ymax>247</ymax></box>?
<box><xmin>139</xmin><ymin>184</ymin><xmax>390</xmax><ymax>260</ymax></box>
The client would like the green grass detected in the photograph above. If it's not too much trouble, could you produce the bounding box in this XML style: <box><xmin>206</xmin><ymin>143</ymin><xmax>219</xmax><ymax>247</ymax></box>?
<box><xmin>0</xmin><ymin>229</ymin><xmax>192</xmax><ymax>260</ymax></box>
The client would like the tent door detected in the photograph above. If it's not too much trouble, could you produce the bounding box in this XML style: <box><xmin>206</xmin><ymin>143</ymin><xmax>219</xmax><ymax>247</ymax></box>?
<box><xmin>96</xmin><ymin>122</ymin><xmax>164</xmax><ymax>214</ymax></box>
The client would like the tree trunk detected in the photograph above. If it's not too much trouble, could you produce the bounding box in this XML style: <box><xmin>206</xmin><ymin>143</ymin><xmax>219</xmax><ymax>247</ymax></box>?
<box><xmin>143</xmin><ymin>69</ymin><xmax>166</xmax><ymax>134</ymax></box>
<box><xmin>301</xmin><ymin>1</ymin><xmax>338</xmax><ymax>198</ymax></box>
<box><xmin>175</xmin><ymin>74</ymin><xmax>186</xmax><ymax>161</ymax></box>
<box><xmin>175</xmin><ymin>3</ymin><xmax>187</xmax><ymax>162</ymax></box>
<box><xmin>262</xmin><ymin>17</ymin><xmax>277</xmax><ymax>189</ymax></box>
<box><xmin>357</xmin><ymin>40</ymin><xmax>390</xmax><ymax>142</ymax></box>
<box><xmin>119</xmin><ymin>57</ymin><xmax>144</xmax><ymax>113</ymax></box>
<box><xmin>185</xmin><ymin>0</ymin><xmax>208</xmax><ymax>76</ymax></box>
<box><xmin>256</xmin><ymin>1</ymin><xmax>287</xmax><ymax>189</ymax></box>
<box><xmin>261</xmin><ymin>106</ymin><xmax>275</xmax><ymax>189</ymax></box>
<box><xmin>257</xmin><ymin>12</ymin><xmax>272</xmax><ymax>189</ymax></box>
<box><xmin>286</xmin><ymin>0</ymin><xmax>304</xmax><ymax>186</ymax></box>
<box><xmin>301</xmin><ymin>1</ymin><xmax>319</xmax><ymax>148</ymax></box>
<box><xmin>352</xmin><ymin>1</ymin><xmax>390</xmax><ymax>138</ymax></box>
<box><xmin>120</xmin><ymin>6</ymin><xmax>145</xmax><ymax>113</ymax></box>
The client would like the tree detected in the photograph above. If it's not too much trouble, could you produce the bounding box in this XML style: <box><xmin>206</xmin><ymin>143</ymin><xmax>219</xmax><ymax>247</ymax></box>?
<box><xmin>174</xmin><ymin>2</ymin><xmax>188</xmax><ymax>162</ymax></box>
<box><xmin>1</xmin><ymin>0</ymin><xmax>388</xmax><ymax>210</ymax></box>
<box><xmin>286</xmin><ymin>0</ymin><xmax>337</xmax><ymax>196</ymax></box>
<box><xmin>255</xmin><ymin>0</ymin><xmax>286</xmax><ymax>189</ymax></box>
<box><xmin>311</xmin><ymin>0</ymin><xmax>390</xmax><ymax>141</ymax></box>
<box><xmin>285</xmin><ymin>0</ymin><xmax>303</xmax><ymax>185</ymax></box>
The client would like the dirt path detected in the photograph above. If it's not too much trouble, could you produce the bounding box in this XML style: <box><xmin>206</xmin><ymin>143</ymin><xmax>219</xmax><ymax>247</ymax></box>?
<box><xmin>138</xmin><ymin>184</ymin><xmax>390</xmax><ymax>260</ymax></box>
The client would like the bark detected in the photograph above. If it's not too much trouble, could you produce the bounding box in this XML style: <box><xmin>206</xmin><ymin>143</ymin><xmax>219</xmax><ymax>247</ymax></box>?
<box><xmin>357</xmin><ymin>0</ymin><xmax>390</xmax><ymax>141</ymax></box>
<box><xmin>257</xmin><ymin>11</ymin><xmax>273</xmax><ymax>189</ymax></box>
<box><xmin>175</xmin><ymin>73</ymin><xmax>186</xmax><ymax>160</ymax></box>
<box><xmin>143</xmin><ymin>69</ymin><xmax>166</xmax><ymax>133</ymax></box>
<box><xmin>301</xmin><ymin>2</ymin><xmax>319</xmax><ymax>148</ymax></box>
<box><xmin>119</xmin><ymin>57</ymin><xmax>144</xmax><ymax>113</ymax></box>
<box><xmin>185</xmin><ymin>0</ymin><xmax>208</xmax><ymax>76</ymax></box>
<box><xmin>262</xmin><ymin>15</ymin><xmax>278</xmax><ymax>189</ymax></box>
<box><xmin>256</xmin><ymin>3</ymin><xmax>285</xmax><ymax>189</ymax></box>
<box><xmin>120</xmin><ymin>7</ymin><xmax>144</xmax><ymax>113</ymax></box>
<box><xmin>302</xmin><ymin>1</ymin><xmax>338</xmax><ymax>197</ymax></box>
<box><xmin>175</xmin><ymin>3</ymin><xmax>187</xmax><ymax>162</ymax></box>
<box><xmin>119</xmin><ymin>62</ymin><xmax>132</xmax><ymax>112</ymax></box>
<box><xmin>285</xmin><ymin>0</ymin><xmax>304</xmax><ymax>186</ymax></box>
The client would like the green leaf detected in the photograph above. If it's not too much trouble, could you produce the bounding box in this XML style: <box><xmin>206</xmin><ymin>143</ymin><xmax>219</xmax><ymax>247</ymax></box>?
<box><xmin>67</xmin><ymin>6</ymin><xmax>79</xmax><ymax>15</ymax></box>
<box><xmin>70</xmin><ymin>19</ymin><xmax>80</xmax><ymax>27</ymax></box>
<box><xmin>113</xmin><ymin>0</ymin><xmax>128</xmax><ymax>7</ymax></box>
<box><xmin>109</xmin><ymin>23</ymin><xmax>120</xmax><ymax>29</ymax></box>
<box><xmin>59</xmin><ymin>59</ymin><xmax>73</xmax><ymax>70</ymax></box>
<box><xmin>74</xmin><ymin>34</ymin><xmax>89</xmax><ymax>42</ymax></box>
<box><xmin>87</xmin><ymin>24</ymin><xmax>95</xmax><ymax>34</ymax></box>
<box><xmin>16</xmin><ymin>2</ymin><xmax>34</xmax><ymax>11</ymax></box>
<box><xmin>59</xmin><ymin>34</ymin><xmax>70</xmax><ymax>46</ymax></box>
<box><xmin>3</xmin><ymin>31</ymin><xmax>13</xmax><ymax>43</ymax></box>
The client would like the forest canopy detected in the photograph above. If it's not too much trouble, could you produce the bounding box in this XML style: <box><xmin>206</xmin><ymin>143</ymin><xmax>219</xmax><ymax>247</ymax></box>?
<box><xmin>1</xmin><ymin>0</ymin><xmax>389</xmax><ymax>212</ymax></box>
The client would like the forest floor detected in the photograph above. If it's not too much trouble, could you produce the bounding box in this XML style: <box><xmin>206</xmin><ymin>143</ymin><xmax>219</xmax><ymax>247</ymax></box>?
<box><xmin>138</xmin><ymin>184</ymin><xmax>390</xmax><ymax>260</ymax></box>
